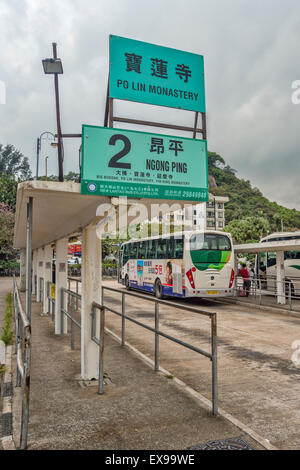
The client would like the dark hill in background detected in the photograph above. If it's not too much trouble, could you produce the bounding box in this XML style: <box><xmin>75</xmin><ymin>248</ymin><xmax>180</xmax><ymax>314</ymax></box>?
<box><xmin>207</xmin><ymin>152</ymin><xmax>300</xmax><ymax>243</ymax></box>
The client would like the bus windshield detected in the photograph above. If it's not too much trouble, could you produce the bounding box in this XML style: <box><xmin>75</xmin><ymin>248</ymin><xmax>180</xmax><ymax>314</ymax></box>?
<box><xmin>190</xmin><ymin>234</ymin><xmax>231</xmax><ymax>252</ymax></box>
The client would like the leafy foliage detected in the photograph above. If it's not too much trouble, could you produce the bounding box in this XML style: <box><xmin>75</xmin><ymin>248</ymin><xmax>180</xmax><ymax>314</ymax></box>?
<box><xmin>208</xmin><ymin>151</ymin><xmax>300</xmax><ymax>241</ymax></box>
<box><xmin>1</xmin><ymin>292</ymin><xmax>13</xmax><ymax>345</ymax></box>
<box><xmin>0</xmin><ymin>203</ymin><xmax>15</xmax><ymax>255</ymax></box>
<box><xmin>0</xmin><ymin>173</ymin><xmax>18</xmax><ymax>209</ymax></box>
<box><xmin>0</xmin><ymin>144</ymin><xmax>31</xmax><ymax>180</ymax></box>
<box><xmin>224</xmin><ymin>216</ymin><xmax>271</xmax><ymax>244</ymax></box>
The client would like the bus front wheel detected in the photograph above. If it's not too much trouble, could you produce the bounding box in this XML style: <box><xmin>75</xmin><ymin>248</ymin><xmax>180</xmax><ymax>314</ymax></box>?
<box><xmin>155</xmin><ymin>279</ymin><xmax>163</xmax><ymax>299</ymax></box>
<box><xmin>125</xmin><ymin>275</ymin><xmax>130</xmax><ymax>290</ymax></box>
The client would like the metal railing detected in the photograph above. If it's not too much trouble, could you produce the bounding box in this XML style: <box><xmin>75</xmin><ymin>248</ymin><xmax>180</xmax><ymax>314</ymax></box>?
<box><xmin>13</xmin><ymin>276</ymin><xmax>31</xmax><ymax>450</ymax></box>
<box><xmin>60</xmin><ymin>287</ymin><xmax>81</xmax><ymax>349</ymax></box>
<box><xmin>67</xmin><ymin>277</ymin><xmax>81</xmax><ymax>311</ymax></box>
<box><xmin>235</xmin><ymin>275</ymin><xmax>300</xmax><ymax>311</ymax></box>
<box><xmin>91</xmin><ymin>286</ymin><xmax>218</xmax><ymax>416</ymax></box>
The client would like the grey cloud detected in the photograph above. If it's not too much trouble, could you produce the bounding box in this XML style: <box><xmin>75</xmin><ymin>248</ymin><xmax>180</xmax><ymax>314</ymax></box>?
<box><xmin>0</xmin><ymin>0</ymin><xmax>300</xmax><ymax>209</ymax></box>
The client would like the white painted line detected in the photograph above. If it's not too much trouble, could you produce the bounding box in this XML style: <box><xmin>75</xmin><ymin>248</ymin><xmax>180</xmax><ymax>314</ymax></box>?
<box><xmin>3</xmin><ymin>397</ymin><xmax>12</xmax><ymax>415</ymax></box>
<box><xmin>105</xmin><ymin>326</ymin><xmax>277</xmax><ymax>451</ymax></box>
<box><xmin>2</xmin><ymin>435</ymin><xmax>16</xmax><ymax>451</ymax></box>
<box><xmin>0</xmin><ymin>340</ymin><xmax>5</xmax><ymax>365</ymax></box>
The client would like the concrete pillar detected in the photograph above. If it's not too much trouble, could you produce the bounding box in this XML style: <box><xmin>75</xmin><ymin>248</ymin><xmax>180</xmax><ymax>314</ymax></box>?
<box><xmin>20</xmin><ymin>249</ymin><xmax>26</xmax><ymax>292</ymax></box>
<box><xmin>276</xmin><ymin>251</ymin><xmax>286</xmax><ymax>305</ymax></box>
<box><xmin>54</xmin><ymin>238</ymin><xmax>68</xmax><ymax>334</ymax></box>
<box><xmin>36</xmin><ymin>247</ymin><xmax>44</xmax><ymax>302</ymax></box>
<box><xmin>81</xmin><ymin>224</ymin><xmax>102</xmax><ymax>380</ymax></box>
<box><xmin>43</xmin><ymin>245</ymin><xmax>53</xmax><ymax>314</ymax></box>
<box><xmin>32</xmin><ymin>250</ymin><xmax>38</xmax><ymax>296</ymax></box>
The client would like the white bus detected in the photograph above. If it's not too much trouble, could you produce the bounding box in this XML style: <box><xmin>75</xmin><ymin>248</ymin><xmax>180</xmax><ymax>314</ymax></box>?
<box><xmin>256</xmin><ymin>231</ymin><xmax>300</xmax><ymax>296</ymax></box>
<box><xmin>119</xmin><ymin>230</ymin><xmax>235</xmax><ymax>299</ymax></box>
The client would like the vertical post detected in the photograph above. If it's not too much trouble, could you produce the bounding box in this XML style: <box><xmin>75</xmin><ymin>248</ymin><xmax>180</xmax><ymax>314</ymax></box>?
<box><xmin>32</xmin><ymin>250</ymin><xmax>38</xmax><ymax>296</ymax></box>
<box><xmin>26</xmin><ymin>197</ymin><xmax>33</xmax><ymax>322</ymax></box>
<box><xmin>121</xmin><ymin>293</ymin><xmax>125</xmax><ymax>346</ymax></box>
<box><xmin>259</xmin><ymin>277</ymin><xmax>262</xmax><ymax>305</ymax></box>
<box><xmin>20</xmin><ymin>249</ymin><xmax>26</xmax><ymax>292</ymax></box>
<box><xmin>55</xmin><ymin>238</ymin><xmax>68</xmax><ymax>334</ymax></box>
<box><xmin>43</xmin><ymin>245</ymin><xmax>52</xmax><ymax>314</ymax></box>
<box><xmin>36</xmin><ymin>248</ymin><xmax>44</xmax><ymax>303</ymax></box>
<box><xmin>76</xmin><ymin>280</ymin><xmax>79</xmax><ymax>311</ymax></box>
<box><xmin>192</xmin><ymin>112</ymin><xmax>199</xmax><ymax>139</ymax></box>
<box><xmin>104</xmin><ymin>79</ymin><xmax>109</xmax><ymax>127</ymax></box>
<box><xmin>201</xmin><ymin>112</ymin><xmax>207</xmax><ymax>140</ymax></box>
<box><xmin>154</xmin><ymin>301</ymin><xmax>159</xmax><ymax>372</ymax></box>
<box><xmin>108</xmin><ymin>97</ymin><xmax>113</xmax><ymax>128</ymax></box>
<box><xmin>20</xmin><ymin>326</ymin><xmax>31</xmax><ymax>450</ymax></box>
<box><xmin>52</xmin><ymin>42</ymin><xmax>64</xmax><ymax>182</ymax></box>
<box><xmin>276</xmin><ymin>251</ymin><xmax>286</xmax><ymax>305</ymax></box>
<box><xmin>211</xmin><ymin>313</ymin><xmax>218</xmax><ymax>416</ymax></box>
<box><xmin>35</xmin><ymin>137</ymin><xmax>40</xmax><ymax>180</ymax></box>
<box><xmin>71</xmin><ymin>296</ymin><xmax>75</xmax><ymax>350</ymax></box>
<box><xmin>81</xmin><ymin>224</ymin><xmax>102</xmax><ymax>380</ymax></box>
<box><xmin>289</xmin><ymin>282</ymin><xmax>292</xmax><ymax>311</ymax></box>
<box><xmin>98</xmin><ymin>307</ymin><xmax>105</xmax><ymax>395</ymax></box>
<box><xmin>60</xmin><ymin>288</ymin><xmax>65</xmax><ymax>335</ymax></box>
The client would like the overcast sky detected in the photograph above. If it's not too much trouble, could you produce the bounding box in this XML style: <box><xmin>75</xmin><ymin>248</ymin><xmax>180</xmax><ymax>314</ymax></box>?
<box><xmin>0</xmin><ymin>0</ymin><xmax>300</xmax><ymax>209</ymax></box>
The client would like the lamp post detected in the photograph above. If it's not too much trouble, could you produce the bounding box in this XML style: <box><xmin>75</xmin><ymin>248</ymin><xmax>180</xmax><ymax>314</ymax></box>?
<box><xmin>35</xmin><ymin>131</ymin><xmax>57</xmax><ymax>180</ymax></box>
<box><xmin>42</xmin><ymin>43</ymin><xmax>64</xmax><ymax>182</ymax></box>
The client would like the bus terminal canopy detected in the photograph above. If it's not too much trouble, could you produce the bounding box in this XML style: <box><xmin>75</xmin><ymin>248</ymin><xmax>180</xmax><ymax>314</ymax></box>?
<box><xmin>13</xmin><ymin>180</ymin><xmax>205</xmax><ymax>250</ymax></box>
<box><xmin>234</xmin><ymin>240</ymin><xmax>300</xmax><ymax>254</ymax></box>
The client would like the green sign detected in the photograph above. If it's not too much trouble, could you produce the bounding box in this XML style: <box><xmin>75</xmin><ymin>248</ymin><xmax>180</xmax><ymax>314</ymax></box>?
<box><xmin>109</xmin><ymin>35</ymin><xmax>205</xmax><ymax>113</ymax></box>
<box><xmin>81</xmin><ymin>125</ymin><xmax>208</xmax><ymax>201</ymax></box>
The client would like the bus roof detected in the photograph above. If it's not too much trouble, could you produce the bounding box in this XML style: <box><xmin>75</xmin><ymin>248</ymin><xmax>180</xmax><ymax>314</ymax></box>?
<box><xmin>260</xmin><ymin>231</ymin><xmax>300</xmax><ymax>243</ymax></box>
<box><xmin>121</xmin><ymin>230</ymin><xmax>232</xmax><ymax>245</ymax></box>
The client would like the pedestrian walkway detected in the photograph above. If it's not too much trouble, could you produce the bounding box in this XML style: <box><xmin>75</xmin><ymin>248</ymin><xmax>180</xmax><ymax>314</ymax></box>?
<box><xmin>13</xmin><ymin>293</ymin><xmax>265</xmax><ymax>450</ymax></box>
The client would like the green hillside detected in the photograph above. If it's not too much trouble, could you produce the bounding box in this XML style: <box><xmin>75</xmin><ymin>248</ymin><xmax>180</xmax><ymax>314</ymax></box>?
<box><xmin>207</xmin><ymin>152</ymin><xmax>300</xmax><ymax>244</ymax></box>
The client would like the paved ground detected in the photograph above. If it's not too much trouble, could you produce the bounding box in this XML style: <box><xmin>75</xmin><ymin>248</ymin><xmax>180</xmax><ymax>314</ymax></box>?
<box><xmin>12</xmin><ymin>289</ymin><xmax>264</xmax><ymax>450</ymax></box>
<box><xmin>100</xmin><ymin>279</ymin><xmax>300</xmax><ymax>450</ymax></box>
<box><xmin>0</xmin><ymin>278</ymin><xmax>13</xmax><ymax>452</ymax></box>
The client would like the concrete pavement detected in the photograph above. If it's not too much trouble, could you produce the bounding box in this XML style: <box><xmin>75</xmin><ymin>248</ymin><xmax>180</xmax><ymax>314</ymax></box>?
<box><xmin>12</xmin><ymin>291</ymin><xmax>265</xmax><ymax>450</ymax></box>
<box><xmin>101</xmin><ymin>279</ymin><xmax>300</xmax><ymax>450</ymax></box>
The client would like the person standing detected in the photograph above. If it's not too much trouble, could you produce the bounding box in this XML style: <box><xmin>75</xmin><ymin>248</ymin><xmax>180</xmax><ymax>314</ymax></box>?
<box><xmin>239</xmin><ymin>263</ymin><xmax>251</xmax><ymax>297</ymax></box>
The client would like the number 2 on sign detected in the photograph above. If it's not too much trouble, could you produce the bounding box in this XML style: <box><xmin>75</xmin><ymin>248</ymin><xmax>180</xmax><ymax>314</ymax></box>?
<box><xmin>108</xmin><ymin>134</ymin><xmax>131</xmax><ymax>169</ymax></box>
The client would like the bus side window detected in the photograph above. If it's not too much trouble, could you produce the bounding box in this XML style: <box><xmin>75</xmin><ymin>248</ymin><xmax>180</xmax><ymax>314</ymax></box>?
<box><xmin>147</xmin><ymin>239</ymin><xmax>157</xmax><ymax>259</ymax></box>
<box><xmin>138</xmin><ymin>241</ymin><xmax>147</xmax><ymax>259</ymax></box>
<box><xmin>157</xmin><ymin>239</ymin><xmax>167</xmax><ymax>259</ymax></box>
<box><xmin>123</xmin><ymin>244</ymin><xmax>129</xmax><ymax>265</ymax></box>
<box><xmin>267</xmin><ymin>252</ymin><xmax>276</xmax><ymax>267</ymax></box>
<box><xmin>174</xmin><ymin>237</ymin><xmax>184</xmax><ymax>259</ymax></box>
<box><xmin>130</xmin><ymin>243</ymin><xmax>137</xmax><ymax>259</ymax></box>
<box><xmin>167</xmin><ymin>237</ymin><xmax>174</xmax><ymax>258</ymax></box>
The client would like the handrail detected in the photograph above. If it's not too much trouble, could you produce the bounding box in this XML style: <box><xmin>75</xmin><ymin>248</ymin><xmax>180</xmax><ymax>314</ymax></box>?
<box><xmin>91</xmin><ymin>286</ymin><xmax>218</xmax><ymax>416</ymax></box>
<box><xmin>60</xmin><ymin>287</ymin><xmax>82</xmax><ymax>350</ymax></box>
<box><xmin>13</xmin><ymin>276</ymin><xmax>31</xmax><ymax>450</ymax></box>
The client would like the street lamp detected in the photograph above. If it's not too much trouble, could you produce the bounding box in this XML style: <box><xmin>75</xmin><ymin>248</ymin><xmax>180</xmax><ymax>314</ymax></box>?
<box><xmin>42</xmin><ymin>43</ymin><xmax>64</xmax><ymax>182</ymax></box>
<box><xmin>35</xmin><ymin>132</ymin><xmax>57</xmax><ymax>180</ymax></box>
<box><xmin>42</xmin><ymin>58</ymin><xmax>63</xmax><ymax>74</ymax></box>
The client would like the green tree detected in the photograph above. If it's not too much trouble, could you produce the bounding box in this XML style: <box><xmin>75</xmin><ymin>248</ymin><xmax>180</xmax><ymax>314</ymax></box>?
<box><xmin>224</xmin><ymin>216</ymin><xmax>270</xmax><ymax>244</ymax></box>
<box><xmin>0</xmin><ymin>144</ymin><xmax>31</xmax><ymax>180</ymax></box>
<box><xmin>0</xmin><ymin>173</ymin><xmax>18</xmax><ymax>209</ymax></box>
<box><xmin>64</xmin><ymin>171</ymin><xmax>80</xmax><ymax>182</ymax></box>
<box><xmin>0</xmin><ymin>203</ymin><xmax>16</xmax><ymax>267</ymax></box>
